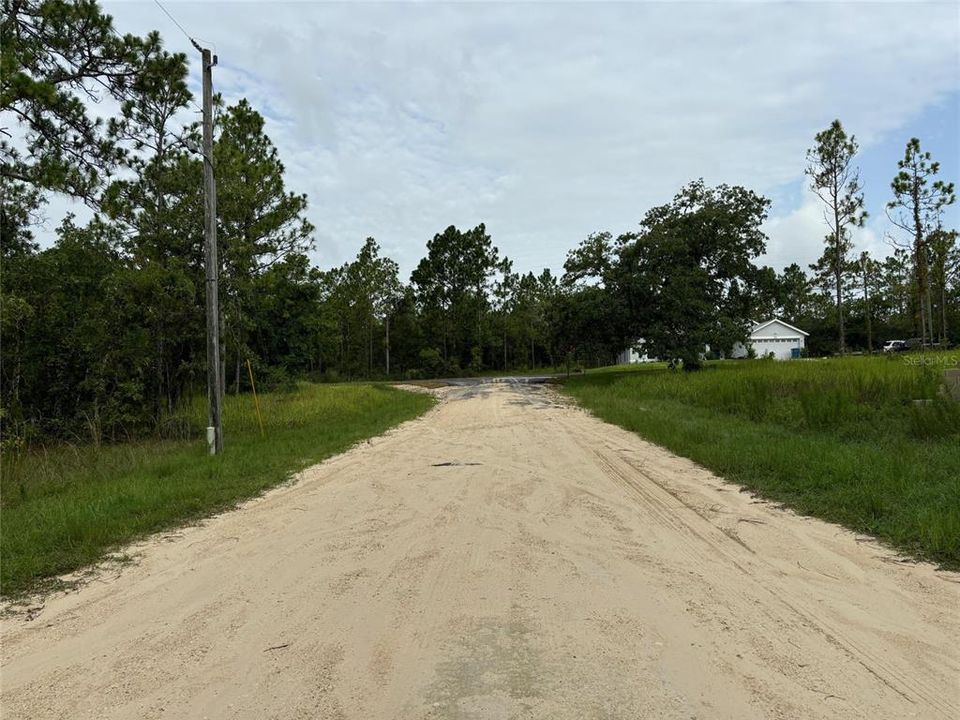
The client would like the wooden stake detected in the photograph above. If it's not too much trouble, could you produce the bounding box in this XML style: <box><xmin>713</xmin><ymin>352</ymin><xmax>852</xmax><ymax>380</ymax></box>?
<box><xmin>246</xmin><ymin>358</ymin><xmax>265</xmax><ymax>437</ymax></box>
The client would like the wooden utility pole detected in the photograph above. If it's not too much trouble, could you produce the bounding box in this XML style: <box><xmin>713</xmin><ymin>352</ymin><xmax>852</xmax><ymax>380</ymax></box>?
<box><xmin>196</xmin><ymin>42</ymin><xmax>223</xmax><ymax>454</ymax></box>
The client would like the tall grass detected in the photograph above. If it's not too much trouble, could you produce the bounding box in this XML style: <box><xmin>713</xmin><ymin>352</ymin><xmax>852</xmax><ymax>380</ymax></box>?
<box><xmin>1</xmin><ymin>383</ymin><xmax>434</xmax><ymax>597</ymax></box>
<box><xmin>562</xmin><ymin>353</ymin><xmax>960</xmax><ymax>567</ymax></box>
<box><xmin>604</xmin><ymin>355</ymin><xmax>957</xmax><ymax>440</ymax></box>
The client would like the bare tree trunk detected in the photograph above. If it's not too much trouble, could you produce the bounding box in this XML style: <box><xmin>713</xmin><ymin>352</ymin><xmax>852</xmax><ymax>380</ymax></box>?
<box><xmin>219</xmin><ymin>305</ymin><xmax>227</xmax><ymax>399</ymax></box>
<box><xmin>477</xmin><ymin>285</ymin><xmax>483</xmax><ymax>358</ymax></box>
<box><xmin>917</xmin><ymin>256</ymin><xmax>931</xmax><ymax>346</ymax></box>
<box><xmin>835</xmin><ymin>264</ymin><xmax>845</xmax><ymax>353</ymax></box>
<box><xmin>385</xmin><ymin>316</ymin><xmax>391</xmax><ymax>376</ymax></box>
<box><xmin>12</xmin><ymin>330</ymin><xmax>21</xmax><ymax>404</ymax></box>
<box><xmin>862</xmin><ymin>262</ymin><xmax>872</xmax><ymax>352</ymax></box>
<box><xmin>912</xmin><ymin>178</ymin><xmax>932</xmax><ymax>347</ymax></box>
<box><xmin>833</xmin><ymin>203</ymin><xmax>846</xmax><ymax>355</ymax></box>
<box><xmin>942</xmin><ymin>283</ymin><xmax>949</xmax><ymax>343</ymax></box>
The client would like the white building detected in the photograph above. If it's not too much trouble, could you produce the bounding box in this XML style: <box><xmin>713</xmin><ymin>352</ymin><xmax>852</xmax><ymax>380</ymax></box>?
<box><xmin>733</xmin><ymin>318</ymin><xmax>808</xmax><ymax>360</ymax></box>
<box><xmin>617</xmin><ymin>339</ymin><xmax>657</xmax><ymax>364</ymax></box>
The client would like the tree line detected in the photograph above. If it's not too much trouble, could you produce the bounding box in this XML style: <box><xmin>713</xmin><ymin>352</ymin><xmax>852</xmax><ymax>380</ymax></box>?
<box><xmin>2</xmin><ymin>2</ymin><xmax>958</xmax><ymax>445</ymax></box>
<box><xmin>802</xmin><ymin>121</ymin><xmax>956</xmax><ymax>354</ymax></box>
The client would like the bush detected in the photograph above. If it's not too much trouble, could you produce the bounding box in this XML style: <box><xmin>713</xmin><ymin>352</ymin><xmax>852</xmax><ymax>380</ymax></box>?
<box><xmin>418</xmin><ymin>347</ymin><xmax>443</xmax><ymax>376</ymax></box>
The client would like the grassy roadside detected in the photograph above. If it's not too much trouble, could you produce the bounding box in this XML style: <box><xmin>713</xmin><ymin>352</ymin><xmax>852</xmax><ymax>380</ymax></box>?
<box><xmin>1</xmin><ymin>383</ymin><xmax>434</xmax><ymax>597</ymax></box>
<box><xmin>560</xmin><ymin>355</ymin><xmax>960</xmax><ymax>568</ymax></box>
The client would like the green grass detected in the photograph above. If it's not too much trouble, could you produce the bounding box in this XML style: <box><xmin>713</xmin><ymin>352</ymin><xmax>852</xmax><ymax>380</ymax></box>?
<box><xmin>560</xmin><ymin>353</ymin><xmax>960</xmax><ymax>568</ymax></box>
<box><xmin>1</xmin><ymin>383</ymin><xmax>434</xmax><ymax>597</ymax></box>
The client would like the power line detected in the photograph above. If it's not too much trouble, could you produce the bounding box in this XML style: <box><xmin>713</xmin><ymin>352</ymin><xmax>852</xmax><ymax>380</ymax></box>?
<box><xmin>103</xmin><ymin>9</ymin><xmax>203</xmax><ymax>115</ymax></box>
<box><xmin>152</xmin><ymin>0</ymin><xmax>197</xmax><ymax>47</ymax></box>
<box><xmin>148</xmin><ymin>0</ymin><xmax>206</xmax><ymax>113</ymax></box>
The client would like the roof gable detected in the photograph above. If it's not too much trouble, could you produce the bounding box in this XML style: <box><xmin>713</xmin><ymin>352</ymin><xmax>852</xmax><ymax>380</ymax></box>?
<box><xmin>751</xmin><ymin>317</ymin><xmax>809</xmax><ymax>337</ymax></box>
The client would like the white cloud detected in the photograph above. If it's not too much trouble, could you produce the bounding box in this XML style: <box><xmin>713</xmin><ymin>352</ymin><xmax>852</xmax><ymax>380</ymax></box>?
<box><xmin>760</xmin><ymin>191</ymin><xmax>892</xmax><ymax>272</ymax></box>
<box><xmin>36</xmin><ymin>1</ymin><xmax>960</xmax><ymax>278</ymax></box>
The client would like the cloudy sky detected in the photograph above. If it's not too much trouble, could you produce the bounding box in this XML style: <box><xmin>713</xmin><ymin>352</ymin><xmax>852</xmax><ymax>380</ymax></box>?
<box><xmin>65</xmin><ymin>1</ymin><xmax>960</xmax><ymax>277</ymax></box>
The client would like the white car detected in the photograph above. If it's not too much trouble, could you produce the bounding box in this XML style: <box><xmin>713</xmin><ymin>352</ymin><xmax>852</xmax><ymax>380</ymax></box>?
<box><xmin>882</xmin><ymin>340</ymin><xmax>906</xmax><ymax>352</ymax></box>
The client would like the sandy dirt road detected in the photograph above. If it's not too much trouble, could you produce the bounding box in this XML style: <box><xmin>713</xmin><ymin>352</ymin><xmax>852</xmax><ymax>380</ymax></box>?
<box><xmin>2</xmin><ymin>382</ymin><xmax>958</xmax><ymax>719</ymax></box>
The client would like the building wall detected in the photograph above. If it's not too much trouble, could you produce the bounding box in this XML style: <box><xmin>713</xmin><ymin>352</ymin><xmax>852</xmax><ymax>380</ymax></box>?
<box><xmin>617</xmin><ymin>343</ymin><xmax>656</xmax><ymax>364</ymax></box>
<box><xmin>752</xmin><ymin>336</ymin><xmax>804</xmax><ymax>360</ymax></box>
<box><xmin>620</xmin><ymin>322</ymin><xmax>807</xmax><ymax>363</ymax></box>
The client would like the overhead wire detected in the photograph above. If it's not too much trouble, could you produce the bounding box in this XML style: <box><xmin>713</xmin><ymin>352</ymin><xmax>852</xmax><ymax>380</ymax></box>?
<box><xmin>152</xmin><ymin>0</ymin><xmax>197</xmax><ymax>48</ymax></box>
<box><xmin>147</xmin><ymin>0</ymin><xmax>206</xmax><ymax>114</ymax></box>
<box><xmin>99</xmin><ymin>0</ymin><xmax>206</xmax><ymax>133</ymax></box>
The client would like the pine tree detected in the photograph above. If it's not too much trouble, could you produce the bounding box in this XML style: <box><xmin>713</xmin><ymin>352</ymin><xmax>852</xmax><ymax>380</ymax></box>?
<box><xmin>805</xmin><ymin>120</ymin><xmax>867</xmax><ymax>354</ymax></box>
<box><xmin>887</xmin><ymin>138</ymin><xmax>956</xmax><ymax>345</ymax></box>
